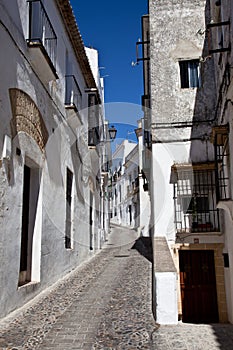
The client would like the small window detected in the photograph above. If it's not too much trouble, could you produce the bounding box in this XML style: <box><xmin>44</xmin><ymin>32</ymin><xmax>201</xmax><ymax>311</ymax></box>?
<box><xmin>179</xmin><ymin>60</ymin><xmax>200</xmax><ymax>88</ymax></box>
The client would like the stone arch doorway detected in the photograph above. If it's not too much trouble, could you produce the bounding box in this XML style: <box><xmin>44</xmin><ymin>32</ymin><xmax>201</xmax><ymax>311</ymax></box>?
<box><xmin>9</xmin><ymin>88</ymin><xmax>48</xmax><ymax>286</ymax></box>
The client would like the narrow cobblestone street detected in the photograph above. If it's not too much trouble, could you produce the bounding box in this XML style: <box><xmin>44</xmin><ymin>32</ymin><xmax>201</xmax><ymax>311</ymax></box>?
<box><xmin>1</xmin><ymin>225</ymin><xmax>233</xmax><ymax>350</ymax></box>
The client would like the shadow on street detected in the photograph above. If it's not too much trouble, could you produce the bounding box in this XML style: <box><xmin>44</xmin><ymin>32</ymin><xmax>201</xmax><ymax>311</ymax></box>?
<box><xmin>131</xmin><ymin>236</ymin><xmax>153</xmax><ymax>263</ymax></box>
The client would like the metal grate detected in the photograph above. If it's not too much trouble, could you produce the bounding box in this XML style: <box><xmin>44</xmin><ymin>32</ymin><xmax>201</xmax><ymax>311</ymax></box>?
<box><xmin>174</xmin><ymin>168</ymin><xmax>220</xmax><ymax>233</ymax></box>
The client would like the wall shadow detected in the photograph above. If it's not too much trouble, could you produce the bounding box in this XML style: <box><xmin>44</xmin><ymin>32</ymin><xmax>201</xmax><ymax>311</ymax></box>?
<box><xmin>189</xmin><ymin>0</ymin><xmax>217</xmax><ymax>162</ymax></box>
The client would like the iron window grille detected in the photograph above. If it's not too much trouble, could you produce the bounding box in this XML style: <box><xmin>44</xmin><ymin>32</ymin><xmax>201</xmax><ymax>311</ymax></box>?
<box><xmin>65</xmin><ymin>75</ymin><xmax>82</xmax><ymax>111</ymax></box>
<box><xmin>212</xmin><ymin>125</ymin><xmax>230</xmax><ymax>201</ymax></box>
<box><xmin>27</xmin><ymin>0</ymin><xmax>57</xmax><ymax>67</ymax></box>
<box><xmin>172</xmin><ymin>165</ymin><xmax>220</xmax><ymax>233</ymax></box>
<box><xmin>179</xmin><ymin>60</ymin><xmax>201</xmax><ymax>88</ymax></box>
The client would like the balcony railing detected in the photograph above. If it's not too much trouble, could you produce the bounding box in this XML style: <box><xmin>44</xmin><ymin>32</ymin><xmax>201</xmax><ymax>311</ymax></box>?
<box><xmin>27</xmin><ymin>0</ymin><xmax>57</xmax><ymax>68</ymax></box>
<box><xmin>65</xmin><ymin>75</ymin><xmax>82</xmax><ymax>112</ymax></box>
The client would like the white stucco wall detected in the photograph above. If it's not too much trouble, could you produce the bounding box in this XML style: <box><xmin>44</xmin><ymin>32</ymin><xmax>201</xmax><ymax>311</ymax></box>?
<box><xmin>221</xmin><ymin>209</ymin><xmax>233</xmax><ymax>323</ymax></box>
<box><xmin>151</xmin><ymin>142</ymin><xmax>191</xmax><ymax>241</ymax></box>
<box><xmin>0</xmin><ymin>0</ymin><xmax>105</xmax><ymax>319</ymax></box>
<box><xmin>153</xmin><ymin>272</ymin><xmax>178</xmax><ymax>325</ymax></box>
<box><xmin>111</xmin><ymin>140</ymin><xmax>137</xmax><ymax>226</ymax></box>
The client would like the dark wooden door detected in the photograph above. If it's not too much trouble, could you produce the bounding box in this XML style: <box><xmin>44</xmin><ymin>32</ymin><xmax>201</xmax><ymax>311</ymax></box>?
<box><xmin>179</xmin><ymin>250</ymin><xmax>219</xmax><ymax>323</ymax></box>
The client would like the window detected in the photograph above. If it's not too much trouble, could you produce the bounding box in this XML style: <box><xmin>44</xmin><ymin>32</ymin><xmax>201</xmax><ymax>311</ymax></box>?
<box><xmin>88</xmin><ymin>94</ymin><xmax>100</xmax><ymax>146</ymax></box>
<box><xmin>27</xmin><ymin>0</ymin><xmax>57</xmax><ymax>67</ymax></box>
<box><xmin>88</xmin><ymin>127</ymin><xmax>100</xmax><ymax>147</ymax></box>
<box><xmin>212</xmin><ymin>125</ymin><xmax>230</xmax><ymax>201</ymax></box>
<box><xmin>65</xmin><ymin>75</ymin><xmax>82</xmax><ymax>111</ymax></box>
<box><xmin>65</xmin><ymin>51</ymin><xmax>82</xmax><ymax>111</ymax></box>
<box><xmin>65</xmin><ymin>168</ymin><xmax>73</xmax><ymax>249</ymax></box>
<box><xmin>172</xmin><ymin>164</ymin><xmax>220</xmax><ymax>233</ymax></box>
<box><xmin>179</xmin><ymin>60</ymin><xmax>200</xmax><ymax>88</ymax></box>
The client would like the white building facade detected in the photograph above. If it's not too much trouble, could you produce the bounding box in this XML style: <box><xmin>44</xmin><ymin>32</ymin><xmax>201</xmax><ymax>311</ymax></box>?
<box><xmin>111</xmin><ymin>126</ymin><xmax>151</xmax><ymax>236</ymax></box>
<box><xmin>0</xmin><ymin>0</ymin><xmax>109</xmax><ymax>319</ymax></box>
<box><xmin>140</xmin><ymin>0</ymin><xmax>233</xmax><ymax>324</ymax></box>
<box><xmin>208</xmin><ymin>0</ymin><xmax>233</xmax><ymax>324</ymax></box>
<box><xmin>111</xmin><ymin>140</ymin><xmax>137</xmax><ymax>227</ymax></box>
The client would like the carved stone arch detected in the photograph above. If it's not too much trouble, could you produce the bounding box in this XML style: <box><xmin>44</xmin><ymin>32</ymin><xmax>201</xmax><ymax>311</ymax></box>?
<box><xmin>9</xmin><ymin>88</ymin><xmax>48</xmax><ymax>152</ymax></box>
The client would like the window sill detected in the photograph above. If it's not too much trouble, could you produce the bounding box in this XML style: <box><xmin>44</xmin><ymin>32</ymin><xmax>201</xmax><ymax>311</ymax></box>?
<box><xmin>18</xmin><ymin>281</ymin><xmax>40</xmax><ymax>291</ymax></box>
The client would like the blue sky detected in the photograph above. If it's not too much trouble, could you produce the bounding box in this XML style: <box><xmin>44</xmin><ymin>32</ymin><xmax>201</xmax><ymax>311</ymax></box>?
<box><xmin>70</xmin><ymin>0</ymin><xmax>148</xmax><ymax>144</ymax></box>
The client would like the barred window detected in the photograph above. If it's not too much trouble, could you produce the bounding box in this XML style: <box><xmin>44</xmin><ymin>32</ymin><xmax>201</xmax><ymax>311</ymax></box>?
<box><xmin>171</xmin><ymin>164</ymin><xmax>220</xmax><ymax>233</ymax></box>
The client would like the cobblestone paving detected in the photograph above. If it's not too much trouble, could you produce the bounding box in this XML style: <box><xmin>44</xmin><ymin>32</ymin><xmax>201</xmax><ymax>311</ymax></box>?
<box><xmin>1</xmin><ymin>225</ymin><xmax>233</xmax><ymax>350</ymax></box>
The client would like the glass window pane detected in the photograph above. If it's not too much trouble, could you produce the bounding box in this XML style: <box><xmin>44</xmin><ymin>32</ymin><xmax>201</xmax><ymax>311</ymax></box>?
<box><xmin>189</xmin><ymin>61</ymin><xmax>200</xmax><ymax>88</ymax></box>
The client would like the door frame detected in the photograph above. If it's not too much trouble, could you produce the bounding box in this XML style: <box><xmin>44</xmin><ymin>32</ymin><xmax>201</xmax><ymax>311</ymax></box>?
<box><xmin>174</xmin><ymin>243</ymin><xmax>227</xmax><ymax>323</ymax></box>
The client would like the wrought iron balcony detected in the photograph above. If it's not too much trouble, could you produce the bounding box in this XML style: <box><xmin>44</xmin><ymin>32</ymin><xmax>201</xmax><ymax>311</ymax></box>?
<box><xmin>27</xmin><ymin>0</ymin><xmax>57</xmax><ymax>80</ymax></box>
<box><xmin>172</xmin><ymin>164</ymin><xmax>220</xmax><ymax>233</ymax></box>
<box><xmin>65</xmin><ymin>75</ymin><xmax>82</xmax><ymax>112</ymax></box>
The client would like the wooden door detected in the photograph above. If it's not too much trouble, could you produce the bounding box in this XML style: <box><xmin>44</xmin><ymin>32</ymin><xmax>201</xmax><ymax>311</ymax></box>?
<box><xmin>179</xmin><ymin>250</ymin><xmax>219</xmax><ymax>323</ymax></box>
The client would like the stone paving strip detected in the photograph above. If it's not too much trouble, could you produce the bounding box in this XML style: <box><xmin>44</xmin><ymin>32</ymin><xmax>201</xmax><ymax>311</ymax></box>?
<box><xmin>1</xmin><ymin>225</ymin><xmax>233</xmax><ymax>350</ymax></box>
<box><xmin>36</xmin><ymin>247</ymin><xmax>141</xmax><ymax>349</ymax></box>
<box><xmin>92</xmin><ymin>246</ymin><xmax>155</xmax><ymax>350</ymax></box>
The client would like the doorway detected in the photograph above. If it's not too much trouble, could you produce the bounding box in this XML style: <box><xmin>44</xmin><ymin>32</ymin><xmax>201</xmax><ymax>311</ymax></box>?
<box><xmin>18</xmin><ymin>164</ymin><xmax>40</xmax><ymax>286</ymax></box>
<box><xmin>65</xmin><ymin>168</ymin><xmax>73</xmax><ymax>249</ymax></box>
<box><xmin>89</xmin><ymin>191</ymin><xmax>94</xmax><ymax>250</ymax></box>
<box><xmin>179</xmin><ymin>250</ymin><xmax>219</xmax><ymax>323</ymax></box>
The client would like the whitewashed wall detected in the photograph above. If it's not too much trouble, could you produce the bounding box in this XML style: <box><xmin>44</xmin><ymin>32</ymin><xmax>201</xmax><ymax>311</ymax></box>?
<box><xmin>0</xmin><ymin>0</ymin><xmax>103</xmax><ymax>319</ymax></box>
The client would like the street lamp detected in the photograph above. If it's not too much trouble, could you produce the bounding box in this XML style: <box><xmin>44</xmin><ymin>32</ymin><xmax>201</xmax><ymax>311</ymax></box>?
<box><xmin>108</xmin><ymin>125</ymin><xmax>117</xmax><ymax>141</ymax></box>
